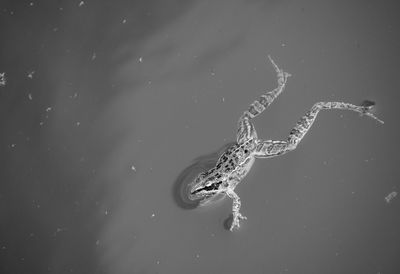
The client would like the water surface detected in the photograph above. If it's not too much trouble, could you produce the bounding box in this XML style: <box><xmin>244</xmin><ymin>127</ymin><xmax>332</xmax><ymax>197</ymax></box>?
<box><xmin>1</xmin><ymin>1</ymin><xmax>399</xmax><ymax>273</ymax></box>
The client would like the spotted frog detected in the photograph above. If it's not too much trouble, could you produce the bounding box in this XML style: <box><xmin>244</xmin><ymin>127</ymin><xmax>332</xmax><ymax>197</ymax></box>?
<box><xmin>188</xmin><ymin>56</ymin><xmax>383</xmax><ymax>231</ymax></box>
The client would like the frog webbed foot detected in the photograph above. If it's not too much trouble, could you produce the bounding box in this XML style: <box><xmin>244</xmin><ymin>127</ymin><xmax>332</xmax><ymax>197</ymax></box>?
<box><xmin>226</xmin><ymin>189</ymin><xmax>247</xmax><ymax>231</ymax></box>
<box><xmin>229</xmin><ymin>212</ymin><xmax>247</xmax><ymax>231</ymax></box>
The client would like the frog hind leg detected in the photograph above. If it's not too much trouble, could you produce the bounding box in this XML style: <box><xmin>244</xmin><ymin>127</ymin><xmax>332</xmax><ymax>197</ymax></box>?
<box><xmin>237</xmin><ymin>56</ymin><xmax>291</xmax><ymax>144</ymax></box>
<box><xmin>254</xmin><ymin>101</ymin><xmax>384</xmax><ymax>158</ymax></box>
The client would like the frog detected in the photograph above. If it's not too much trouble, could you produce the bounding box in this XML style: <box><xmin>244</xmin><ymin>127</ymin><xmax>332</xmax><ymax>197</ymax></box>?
<box><xmin>188</xmin><ymin>55</ymin><xmax>383</xmax><ymax>231</ymax></box>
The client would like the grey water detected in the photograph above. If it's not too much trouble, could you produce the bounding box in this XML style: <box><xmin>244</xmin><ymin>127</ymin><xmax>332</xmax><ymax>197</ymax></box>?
<box><xmin>1</xmin><ymin>1</ymin><xmax>399</xmax><ymax>273</ymax></box>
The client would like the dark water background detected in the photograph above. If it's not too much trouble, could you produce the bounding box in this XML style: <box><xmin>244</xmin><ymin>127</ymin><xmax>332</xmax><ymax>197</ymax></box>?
<box><xmin>1</xmin><ymin>0</ymin><xmax>399</xmax><ymax>273</ymax></box>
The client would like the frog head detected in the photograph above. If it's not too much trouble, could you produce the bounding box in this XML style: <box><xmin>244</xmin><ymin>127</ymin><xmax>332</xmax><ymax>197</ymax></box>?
<box><xmin>188</xmin><ymin>171</ymin><xmax>226</xmax><ymax>206</ymax></box>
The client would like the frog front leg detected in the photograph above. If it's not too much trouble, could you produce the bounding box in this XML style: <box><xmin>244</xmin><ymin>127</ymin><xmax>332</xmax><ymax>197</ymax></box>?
<box><xmin>226</xmin><ymin>188</ymin><xmax>247</xmax><ymax>231</ymax></box>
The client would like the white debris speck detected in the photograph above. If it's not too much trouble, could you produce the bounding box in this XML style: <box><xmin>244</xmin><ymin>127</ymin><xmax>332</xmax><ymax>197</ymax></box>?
<box><xmin>53</xmin><ymin>227</ymin><xmax>67</xmax><ymax>236</ymax></box>
<box><xmin>222</xmin><ymin>97</ymin><xmax>225</xmax><ymax>102</ymax></box>
<box><xmin>195</xmin><ymin>254</ymin><xmax>200</xmax><ymax>259</ymax></box>
<box><xmin>151</xmin><ymin>213</ymin><xmax>155</xmax><ymax>218</ymax></box>
<box><xmin>0</xmin><ymin>72</ymin><xmax>6</xmax><ymax>86</ymax></box>
<box><xmin>59</xmin><ymin>7</ymin><xmax>63</xmax><ymax>11</ymax></box>
<box><xmin>29</xmin><ymin>2</ymin><xmax>34</xmax><ymax>6</ymax></box>
<box><xmin>45</xmin><ymin>107</ymin><xmax>52</xmax><ymax>112</ymax></box>
<box><xmin>131</xmin><ymin>165</ymin><xmax>136</xmax><ymax>171</ymax></box>
<box><xmin>281</xmin><ymin>43</ymin><xmax>286</xmax><ymax>47</ymax></box>
<box><xmin>10</xmin><ymin>143</ymin><xmax>16</xmax><ymax>148</ymax></box>
<box><xmin>39</xmin><ymin>121</ymin><xmax>44</xmax><ymax>126</ymax></box>
<box><xmin>385</xmin><ymin>191</ymin><xmax>397</xmax><ymax>203</ymax></box>
<box><xmin>28</xmin><ymin>93</ymin><xmax>33</xmax><ymax>100</ymax></box>
<box><xmin>104</xmin><ymin>210</ymin><xmax>108</xmax><ymax>215</ymax></box>
<box><xmin>70</xmin><ymin>92</ymin><xmax>78</xmax><ymax>99</ymax></box>
<box><xmin>91</xmin><ymin>52</ymin><xmax>96</xmax><ymax>60</ymax></box>
<box><xmin>95</xmin><ymin>240</ymin><xmax>100</xmax><ymax>245</ymax></box>
<box><xmin>138</xmin><ymin>57</ymin><xmax>143</xmax><ymax>63</ymax></box>
<box><xmin>76</xmin><ymin>122</ymin><xmax>81</xmax><ymax>126</ymax></box>
<box><xmin>78</xmin><ymin>1</ymin><xmax>84</xmax><ymax>7</ymax></box>
<box><xmin>122</xmin><ymin>19</ymin><xmax>127</xmax><ymax>24</ymax></box>
<box><xmin>27</xmin><ymin>71</ymin><xmax>35</xmax><ymax>79</ymax></box>
<box><xmin>156</xmin><ymin>260</ymin><xmax>160</xmax><ymax>265</ymax></box>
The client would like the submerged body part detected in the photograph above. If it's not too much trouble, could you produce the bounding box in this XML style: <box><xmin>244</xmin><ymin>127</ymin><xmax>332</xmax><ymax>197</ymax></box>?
<box><xmin>188</xmin><ymin>56</ymin><xmax>383</xmax><ymax>231</ymax></box>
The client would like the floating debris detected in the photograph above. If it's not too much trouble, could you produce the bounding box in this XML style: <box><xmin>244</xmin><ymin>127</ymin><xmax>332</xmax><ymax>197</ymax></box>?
<box><xmin>131</xmin><ymin>165</ymin><xmax>136</xmax><ymax>172</ymax></box>
<box><xmin>53</xmin><ymin>227</ymin><xmax>67</xmax><ymax>236</ymax></box>
<box><xmin>385</xmin><ymin>191</ymin><xmax>397</xmax><ymax>203</ymax></box>
<box><xmin>45</xmin><ymin>107</ymin><xmax>52</xmax><ymax>112</ymax></box>
<box><xmin>78</xmin><ymin>1</ymin><xmax>84</xmax><ymax>7</ymax></box>
<box><xmin>28</xmin><ymin>93</ymin><xmax>33</xmax><ymax>100</ymax></box>
<box><xmin>27</xmin><ymin>71</ymin><xmax>35</xmax><ymax>79</ymax></box>
<box><xmin>70</xmin><ymin>92</ymin><xmax>78</xmax><ymax>99</ymax></box>
<box><xmin>122</xmin><ymin>19</ymin><xmax>127</xmax><ymax>24</ymax></box>
<box><xmin>91</xmin><ymin>52</ymin><xmax>96</xmax><ymax>60</ymax></box>
<box><xmin>138</xmin><ymin>57</ymin><xmax>143</xmax><ymax>63</ymax></box>
<box><xmin>0</xmin><ymin>72</ymin><xmax>6</xmax><ymax>86</ymax></box>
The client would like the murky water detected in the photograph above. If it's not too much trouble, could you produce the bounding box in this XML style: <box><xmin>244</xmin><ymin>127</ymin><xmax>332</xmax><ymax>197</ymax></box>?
<box><xmin>1</xmin><ymin>1</ymin><xmax>399</xmax><ymax>273</ymax></box>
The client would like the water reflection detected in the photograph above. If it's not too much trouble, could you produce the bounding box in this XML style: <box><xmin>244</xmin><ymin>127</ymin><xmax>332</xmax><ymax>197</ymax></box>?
<box><xmin>172</xmin><ymin>142</ymin><xmax>235</xmax><ymax>209</ymax></box>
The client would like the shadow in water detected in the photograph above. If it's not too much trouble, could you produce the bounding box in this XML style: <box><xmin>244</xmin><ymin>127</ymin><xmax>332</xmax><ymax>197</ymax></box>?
<box><xmin>223</xmin><ymin>213</ymin><xmax>234</xmax><ymax>231</ymax></box>
<box><xmin>172</xmin><ymin>141</ymin><xmax>236</xmax><ymax>210</ymax></box>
